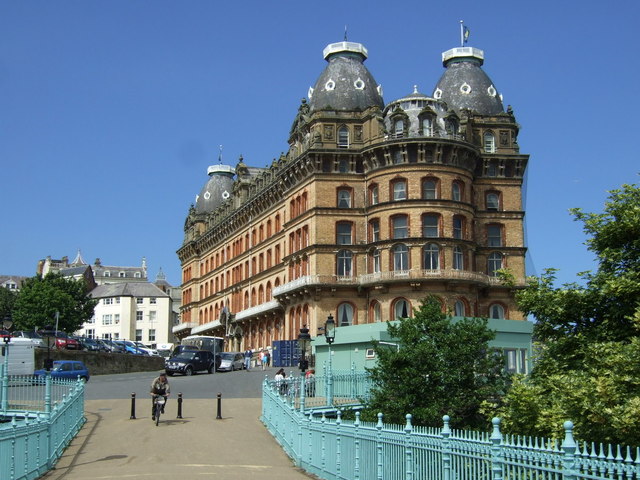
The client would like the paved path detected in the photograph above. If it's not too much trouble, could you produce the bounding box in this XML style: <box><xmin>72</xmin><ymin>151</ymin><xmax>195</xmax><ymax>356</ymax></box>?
<box><xmin>42</xmin><ymin>397</ymin><xmax>315</xmax><ymax>479</ymax></box>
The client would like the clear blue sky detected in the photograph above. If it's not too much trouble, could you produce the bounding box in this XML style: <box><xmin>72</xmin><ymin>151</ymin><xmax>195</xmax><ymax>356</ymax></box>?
<box><xmin>2</xmin><ymin>1</ymin><xmax>638</xmax><ymax>287</ymax></box>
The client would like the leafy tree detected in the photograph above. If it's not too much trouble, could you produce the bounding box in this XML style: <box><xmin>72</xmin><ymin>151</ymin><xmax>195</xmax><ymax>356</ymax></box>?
<box><xmin>361</xmin><ymin>297</ymin><xmax>509</xmax><ymax>429</ymax></box>
<box><xmin>12</xmin><ymin>273</ymin><xmax>97</xmax><ymax>333</ymax></box>
<box><xmin>495</xmin><ymin>180</ymin><xmax>640</xmax><ymax>444</ymax></box>
<box><xmin>0</xmin><ymin>287</ymin><xmax>17</xmax><ymax>321</ymax></box>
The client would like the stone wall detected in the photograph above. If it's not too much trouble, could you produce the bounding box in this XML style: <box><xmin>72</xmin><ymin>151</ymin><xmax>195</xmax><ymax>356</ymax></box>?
<box><xmin>34</xmin><ymin>349</ymin><xmax>164</xmax><ymax>375</ymax></box>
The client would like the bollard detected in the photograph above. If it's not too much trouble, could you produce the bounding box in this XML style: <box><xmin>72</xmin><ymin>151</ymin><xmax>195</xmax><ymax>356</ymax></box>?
<box><xmin>177</xmin><ymin>392</ymin><xmax>183</xmax><ymax>419</ymax></box>
<box><xmin>130</xmin><ymin>392</ymin><xmax>136</xmax><ymax>419</ymax></box>
<box><xmin>216</xmin><ymin>393</ymin><xmax>222</xmax><ymax>419</ymax></box>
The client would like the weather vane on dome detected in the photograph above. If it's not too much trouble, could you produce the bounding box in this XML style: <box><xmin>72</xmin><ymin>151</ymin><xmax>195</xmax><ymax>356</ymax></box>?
<box><xmin>460</xmin><ymin>20</ymin><xmax>470</xmax><ymax>47</ymax></box>
<box><xmin>218</xmin><ymin>145</ymin><xmax>223</xmax><ymax>164</ymax></box>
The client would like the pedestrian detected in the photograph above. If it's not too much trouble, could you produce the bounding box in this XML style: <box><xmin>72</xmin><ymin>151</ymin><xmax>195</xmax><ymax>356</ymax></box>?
<box><xmin>244</xmin><ymin>348</ymin><xmax>253</xmax><ymax>371</ymax></box>
<box><xmin>265</xmin><ymin>349</ymin><xmax>271</xmax><ymax>367</ymax></box>
<box><xmin>261</xmin><ymin>349</ymin><xmax>268</xmax><ymax>370</ymax></box>
<box><xmin>305</xmin><ymin>369</ymin><xmax>316</xmax><ymax>397</ymax></box>
<box><xmin>275</xmin><ymin>368</ymin><xmax>287</xmax><ymax>395</ymax></box>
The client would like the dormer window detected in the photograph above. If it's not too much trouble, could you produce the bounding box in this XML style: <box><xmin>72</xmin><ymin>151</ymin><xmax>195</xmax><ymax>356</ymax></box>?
<box><xmin>118</xmin><ymin>271</ymin><xmax>126</xmax><ymax>278</ymax></box>
<box><xmin>338</xmin><ymin>126</ymin><xmax>349</xmax><ymax>148</ymax></box>
<box><xmin>445</xmin><ymin>117</ymin><xmax>459</xmax><ymax>136</ymax></box>
<box><xmin>422</xmin><ymin>117</ymin><xmax>434</xmax><ymax>137</ymax></box>
<box><xmin>393</xmin><ymin>119</ymin><xmax>404</xmax><ymax>138</ymax></box>
<box><xmin>484</xmin><ymin>131</ymin><xmax>496</xmax><ymax>153</ymax></box>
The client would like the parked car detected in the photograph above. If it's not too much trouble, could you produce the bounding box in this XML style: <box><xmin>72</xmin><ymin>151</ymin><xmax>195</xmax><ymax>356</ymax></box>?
<box><xmin>170</xmin><ymin>344</ymin><xmax>199</xmax><ymax>357</ymax></box>
<box><xmin>34</xmin><ymin>360</ymin><xmax>90</xmax><ymax>382</ymax></box>
<box><xmin>133</xmin><ymin>341</ymin><xmax>158</xmax><ymax>356</ymax></box>
<box><xmin>73</xmin><ymin>336</ymin><xmax>101</xmax><ymax>351</ymax></box>
<box><xmin>38</xmin><ymin>330</ymin><xmax>81</xmax><ymax>350</ymax></box>
<box><xmin>100</xmin><ymin>339</ymin><xmax>125</xmax><ymax>353</ymax></box>
<box><xmin>11</xmin><ymin>330</ymin><xmax>45</xmax><ymax>348</ymax></box>
<box><xmin>217</xmin><ymin>352</ymin><xmax>244</xmax><ymax>372</ymax></box>
<box><xmin>94</xmin><ymin>339</ymin><xmax>113</xmax><ymax>352</ymax></box>
<box><xmin>165</xmin><ymin>350</ymin><xmax>217</xmax><ymax>376</ymax></box>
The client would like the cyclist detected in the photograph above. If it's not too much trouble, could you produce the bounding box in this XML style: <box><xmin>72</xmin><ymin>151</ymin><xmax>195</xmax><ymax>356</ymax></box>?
<box><xmin>150</xmin><ymin>372</ymin><xmax>170</xmax><ymax>420</ymax></box>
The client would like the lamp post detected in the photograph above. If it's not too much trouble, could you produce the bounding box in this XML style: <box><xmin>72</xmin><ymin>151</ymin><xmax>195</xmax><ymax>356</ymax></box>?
<box><xmin>324</xmin><ymin>314</ymin><xmax>335</xmax><ymax>407</ymax></box>
<box><xmin>43</xmin><ymin>324</ymin><xmax>54</xmax><ymax>416</ymax></box>
<box><xmin>1</xmin><ymin>315</ymin><xmax>13</xmax><ymax>415</ymax></box>
<box><xmin>298</xmin><ymin>325</ymin><xmax>310</xmax><ymax>413</ymax></box>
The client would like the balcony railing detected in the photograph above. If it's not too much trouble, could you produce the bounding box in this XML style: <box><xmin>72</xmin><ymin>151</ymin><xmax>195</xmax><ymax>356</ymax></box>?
<box><xmin>172</xmin><ymin>321</ymin><xmax>197</xmax><ymax>333</ymax></box>
<box><xmin>191</xmin><ymin>320</ymin><xmax>222</xmax><ymax>335</ymax></box>
<box><xmin>273</xmin><ymin>275</ymin><xmax>358</xmax><ymax>296</ymax></box>
<box><xmin>235</xmin><ymin>300</ymin><xmax>281</xmax><ymax>321</ymax></box>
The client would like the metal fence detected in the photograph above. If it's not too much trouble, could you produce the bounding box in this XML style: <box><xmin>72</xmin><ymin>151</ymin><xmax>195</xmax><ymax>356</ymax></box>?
<box><xmin>0</xmin><ymin>374</ymin><xmax>86</xmax><ymax>480</ymax></box>
<box><xmin>261</xmin><ymin>373</ymin><xmax>640</xmax><ymax>480</ymax></box>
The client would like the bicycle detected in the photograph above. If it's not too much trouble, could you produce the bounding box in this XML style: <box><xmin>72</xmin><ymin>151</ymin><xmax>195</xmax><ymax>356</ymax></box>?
<box><xmin>153</xmin><ymin>394</ymin><xmax>166</xmax><ymax>426</ymax></box>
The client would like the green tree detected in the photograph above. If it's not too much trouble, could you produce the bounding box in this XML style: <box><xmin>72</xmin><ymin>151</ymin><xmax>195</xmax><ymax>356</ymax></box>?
<box><xmin>495</xmin><ymin>180</ymin><xmax>640</xmax><ymax>444</ymax></box>
<box><xmin>0</xmin><ymin>287</ymin><xmax>17</xmax><ymax>321</ymax></box>
<box><xmin>361</xmin><ymin>297</ymin><xmax>509</xmax><ymax>429</ymax></box>
<box><xmin>12</xmin><ymin>273</ymin><xmax>97</xmax><ymax>333</ymax></box>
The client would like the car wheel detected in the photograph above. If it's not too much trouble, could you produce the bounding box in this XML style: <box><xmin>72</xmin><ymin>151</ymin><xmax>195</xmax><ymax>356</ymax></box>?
<box><xmin>184</xmin><ymin>367</ymin><xmax>193</xmax><ymax>376</ymax></box>
<box><xmin>208</xmin><ymin>364</ymin><xmax>213</xmax><ymax>374</ymax></box>
<box><xmin>80</xmin><ymin>376</ymin><xmax>88</xmax><ymax>382</ymax></box>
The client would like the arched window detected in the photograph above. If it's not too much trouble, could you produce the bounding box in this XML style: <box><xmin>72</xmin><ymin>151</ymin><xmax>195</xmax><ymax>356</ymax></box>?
<box><xmin>337</xmin><ymin>250</ymin><xmax>353</xmax><ymax>276</ymax></box>
<box><xmin>337</xmin><ymin>188</ymin><xmax>352</xmax><ymax>208</ymax></box>
<box><xmin>393</xmin><ymin>298</ymin><xmax>410</xmax><ymax>319</ymax></box>
<box><xmin>422</xmin><ymin>214</ymin><xmax>439</xmax><ymax>237</ymax></box>
<box><xmin>453</xmin><ymin>246</ymin><xmax>464</xmax><ymax>270</ymax></box>
<box><xmin>392</xmin><ymin>244</ymin><xmax>409</xmax><ymax>271</ymax></box>
<box><xmin>393</xmin><ymin>118</ymin><xmax>404</xmax><ymax>138</ymax></box>
<box><xmin>452</xmin><ymin>181</ymin><xmax>463</xmax><ymax>202</ymax></box>
<box><xmin>484</xmin><ymin>131</ymin><xmax>496</xmax><ymax>153</ymax></box>
<box><xmin>489</xmin><ymin>304</ymin><xmax>505</xmax><ymax>319</ymax></box>
<box><xmin>275</xmin><ymin>214</ymin><xmax>281</xmax><ymax>231</ymax></box>
<box><xmin>423</xmin><ymin>243</ymin><xmax>440</xmax><ymax>270</ymax></box>
<box><xmin>392</xmin><ymin>179</ymin><xmax>407</xmax><ymax>201</ymax></box>
<box><xmin>445</xmin><ymin>117</ymin><xmax>458</xmax><ymax>136</ymax></box>
<box><xmin>371</xmin><ymin>301</ymin><xmax>382</xmax><ymax>323</ymax></box>
<box><xmin>336</xmin><ymin>222</ymin><xmax>353</xmax><ymax>245</ymax></box>
<box><xmin>338</xmin><ymin>126</ymin><xmax>349</xmax><ymax>148</ymax></box>
<box><xmin>369</xmin><ymin>184</ymin><xmax>379</xmax><ymax>205</ymax></box>
<box><xmin>258</xmin><ymin>285</ymin><xmax>265</xmax><ymax>304</ymax></box>
<box><xmin>422</xmin><ymin>178</ymin><xmax>438</xmax><ymax>199</ymax></box>
<box><xmin>454</xmin><ymin>300</ymin><xmax>466</xmax><ymax>317</ymax></box>
<box><xmin>391</xmin><ymin>215</ymin><xmax>408</xmax><ymax>239</ymax></box>
<box><xmin>488</xmin><ymin>252</ymin><xmax>504</xmax><ymax>276</ymax></box>
<box><xmin>422</xmin><ymin>116</ymin><xmax>434</xmax><ymax>136</ymax></box>
<box><xmin>486</xmin><ymin>192</ymin><xmax>501</xmax><ymax>211</ymax></box>
<box><xmin>370</xmin><ymin>249</ymin><xmax>381</xmax><ymax>273</ymax></box>
<box><xmin>243</xmin><ymin>291</ymin><xmax>249</xmax><ymax>309</ymax></box>
<box><xmin>337</xmin><ymin>303</ymin><xmax>354</xmax><ymax>326</ymax></box>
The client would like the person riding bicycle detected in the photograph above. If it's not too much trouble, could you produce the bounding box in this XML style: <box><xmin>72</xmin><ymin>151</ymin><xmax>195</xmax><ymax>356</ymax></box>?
<box><xmin>150</xmin><ymin>372</ymin><xmax>170</xmax><ymax>420</ymax></box>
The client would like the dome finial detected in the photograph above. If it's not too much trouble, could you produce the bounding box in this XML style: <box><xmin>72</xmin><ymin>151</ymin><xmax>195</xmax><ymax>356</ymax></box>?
<box><xmin>413</xmin><ymin>85</ymin><xmax>418</xmax><ymax>94</ymax></box>
<box><xmin>344</xmin><ymin>25</ymin><xmax>348</xmax><ymax>41</ymax></box>
<box><xmin>218</xmin><ymin>145</ymin><xmax>223</xmax><ymax>164</ymax></box>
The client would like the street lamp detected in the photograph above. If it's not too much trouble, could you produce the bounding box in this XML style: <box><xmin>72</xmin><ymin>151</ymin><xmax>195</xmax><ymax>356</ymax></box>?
<box><xmin>324</xmin><ymin>314</ymin><xmax>335</xmax><ymax>407</ymax></box>
<box><xmin>43</xmin><ymin>324</ymin><xmax>54</xmax><ymax>371</ymax></box>
<box><xmin>1</xmin><ymin>315</ymin><xmax>13</xmax><ymax>414</ymax></box>
<box><xmin>298</xmin><ymin>325</ymin><xmax>311</xmax><ymax>413</ymax></box>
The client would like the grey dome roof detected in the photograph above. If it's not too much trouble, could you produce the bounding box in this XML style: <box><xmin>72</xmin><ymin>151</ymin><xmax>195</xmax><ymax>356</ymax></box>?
<box><xmin>433</xmin><ymin>47</ymin><xmax>503</xmax><ymax>115</ymax></box>
<box><xmin>308</xmin><ymin>41</ymin><xmax>384</xmax><ymax>112</ymax></box>
<box><xmin>194</xmin><ymin>165</ymin><xmax>235</xmax><ymax>214</ymax></box>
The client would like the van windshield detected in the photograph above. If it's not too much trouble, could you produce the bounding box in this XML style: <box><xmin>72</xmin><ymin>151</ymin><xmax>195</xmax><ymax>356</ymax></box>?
<box><xmin>174</xmin><ymin>352</ymin><xmax>197</xmax><ymax>360</ymax></box>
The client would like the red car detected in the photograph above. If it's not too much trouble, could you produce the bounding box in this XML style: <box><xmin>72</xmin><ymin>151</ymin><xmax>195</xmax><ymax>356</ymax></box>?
<box><xmin>38</xmin><ymin>330</ymin><xmax>81</xmax><ymax>350</ymax></box>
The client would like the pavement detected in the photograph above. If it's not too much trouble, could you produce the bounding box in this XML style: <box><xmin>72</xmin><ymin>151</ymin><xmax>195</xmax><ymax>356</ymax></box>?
<box><xmin>41</xmin><ymin>397</ymin><xmax>316</xmax><ymax>479</ymax></box>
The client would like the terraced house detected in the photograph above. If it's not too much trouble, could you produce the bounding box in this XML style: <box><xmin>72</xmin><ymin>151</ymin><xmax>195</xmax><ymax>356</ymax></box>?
<box><xmin>175</xmin><ymin>39</ymin><xmax>530</xmax><ymax>366</ymax></box>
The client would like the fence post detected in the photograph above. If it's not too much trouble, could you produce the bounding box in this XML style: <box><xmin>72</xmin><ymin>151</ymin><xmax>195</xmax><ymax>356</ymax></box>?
<box><xmin>441</xmin><ymin>415</ymin><xmax>451</xmax><ymax>480</ymax></box>
<box><xmin>129</xmin><ymin>393</ymin><xmax>136</xmax><ymax>419</ymax></box>
<box><xmin>45</xmin><ymin>373</ymin><xmax>52</xmax><ymax>417</ymax></box>
<box><xmin>336</xmin><ymin>410</ymin><xmax>342</xmax><ymax>478</ymax></box>
<box><xmin>321</xmin><ymin>412</ymin><xmax>327</xmax><ymax>474</ymax></box>
<box><xmin>562</xmin><ymin>421</ymin><xmax>577</xmax><ymax>480</ymax></box>
<box><xmin>307</xmin><ymin>412</ymin><xmax>313</xmax><ymax>468</ymax></box>
<box><xmin>405</xmin><ymin>414</ymin><xmax>413</xmax><ymax>480</ymax></box>
<box><xmin>351</xmin><ymin>361</ymin><xmax>356</xmax><ymax>399</ymax></box>
<box><xmin>490</xmin><ymin>417</ymin><xmax>503</xmax><ymax>480</ymax></box>
<box><xmin>297</xmin><ymin>399</ymin><xmax>303</xmax><ymax>467</ymax></box>
<box><xmin>354</xmin><ymin>411</ymin><xmax>361</xmax><ymax>480</ymax></box>
<box><xmin>377</xmin><ymin>412</ymin><xmax>384</xmax><ymax>480</ymax></box>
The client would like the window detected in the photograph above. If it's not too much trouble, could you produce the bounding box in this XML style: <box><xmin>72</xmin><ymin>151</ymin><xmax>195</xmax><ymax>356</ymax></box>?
<box><xmin>393</xmin><ymin>118</ymin><xmax>404</xmax><ymax>137</ymax></box>
<box><xmin>487</xmin><ymin>225</ymin><xmax>503</xmax><ymax>247</ymax></box>
<box><xmin>392</xmin><ymin>215</ymin><xmax>408</xmax><ymax>239</ymax></box>
<box><xmin>114</xmin><ymin>314</ymin><xmax>120</xmax><ymax>324</ymax></box>
<box><xmin>118</xmin><ymin>271</ymin><xmax>126</xmax><ymax>278</ymax></box>
<box><xmin>392</xmin><ymin>244</ymin><xmax>409</xmax><ymax>271</ymax></box>
<box><xmin>489</xmin><ymin>304</ymin><xmax>505</xmax><ymax>319</ymax></box>
<box><xmin>371</xmin><ymin>249</ymin><xmax>381</xmax><ymax>273</ymax></box>
<box><xmin>453</xmin><ymin>246</ymin><xmax>464</xmax><ymax>270</ymax></box>
<box><xmin>149</xmin><ymin>311</ymin><xmax>157</xmax><ymax>322</ymax></box>
<box><xmin>136</xmin><ymin>311</ymin><xmax>143</xmax><ymax>321</ymax></box>
<box><xmin>392</xmin><ymin>180</ymin><xmax>407</xmax><ymax>201</ymax></box>
<box><xmin>369</xmin><ymin>219</ymin><xmax>380</xmax><ymax>242</ymax></box>
<box><xmin>136</xmin><ymin>297</ymin><xmax>143</xmax><ymax>305</ymax></box>
<box><xmin>337</xmin><ymin>250</ymin><xmax>353</xmax><ymax>276</ymax></box>
<box><xmin>445</xmin><ymin>117</ymin><xmax>458</xmax><ymax>135</ymax></box>
<box><xmin>103</xmin><ymin>298</ymin><xmax>113</xmax><ymax>305</ymax></box>
<box><xmin>135</xmin><ymin>329</ymin><xmax>143</xmax><ymax>342</ymax></box>
<box><xmin>422</xmin><ymin>214</ymin><xmax>439</xmax><ymax>237</ymax></box>
<box><xmin>338</xmin><ymin>158</ymin><xmax>349</xmax><ymax>173</ymax></box>
<box><xmin>453</xmin><ymin>216</ymin><xmax>464</xmax><ymax>239</ymax></box>
<box><xmin>337</xmin><ymin>188</ymin><xmax>352</xmax><ymax>208</ymax></box>
<box><xmin>134</xmin><ymin>272</ymin><xmax>141</xmax><ymax>278</ymax></box>
<box><xmin>422</xmin><ymin>178</ymin><xmax>438</xmax><ymax>199</ymax></box>
<box><xmin>338</xmin><ymin>126</ymin><xmax>349</xmax><ymax>147</ymax></box>
<box><xmin>102</xmin><ymin>314</ymin><xmax>112</xmax><ymax>325</ymax></box>
<box><xmin>422</xmin><ymin>116</ymin><xmax>434</xmax><ymax>136</ymax></box>
<box><xmin>337</xmin><ymin>303</ymin><xmax>354</xmax><ymax>326</ymax></box>
<box><xmin>454</xmin><ymin>300</ymin><xmax>466</xmax><ymax>317</ymax></box>
<box><xmin>115</xmin><ymin>297</ymin><xmax>120</xmax><ymax>304</ymax></box>
<box><xmin>394</xmin><ymin>298</ymin><xmax>410</xmax><ymax>319</ymax></box>
<box><xmin>484</xmin><ymin>131</ymin><xmax>496</xmax><ymax>153</ymax></box>
<box><xmin>452</xmin><ymin>182</ymin><xmax>462</xmax><ymax>202</ymax></box>
<box><xmin>486</xmin><ymin>192</ymin><xmax>500</xmax><ymax>211</ymax></box>
<box><xmin>104</xmin><ymin>271</ymin><xmax>111</xmax><ymax>277</ymax></box>
<box><xmin>150</xmin><ymin>298</ymin><xmax>156</xmax><ymax>305</ymax></box>
<box><xmin>371</xmin><ymin>301</ymin><xmax>382</xmax><ymax>323</ymax></box>
<box><xmin>504</xmin><ymin>348</ymin><xmax>528</xmax><ymax>374</ymax></box>
<box><xmin>488</xmin><ymin>252</ymin><xmax>504</xmax><ymax>276</ymax></box>
<box><xmin>148</xmin><ymin>329</ymin><xmax>156</xmax><ymax>342</ymax></box>
<box><xmin>336</xmin><ymin>222</ymin><xmax>352</xmax><ymax>245</ymax></box>
<box><xmin>86</xmin><ymin>329</ymin><xmax>95</xmax><ymax>339</ymax></box>
<box><xmin>423</xmin><ymin>243</ymin><xmax>440</xmax><ymax>270</ymax></box>
<box><xmin>369</xmin><ymin>184</ymin><xmax>379</xmax><ymax>205</ymax></box>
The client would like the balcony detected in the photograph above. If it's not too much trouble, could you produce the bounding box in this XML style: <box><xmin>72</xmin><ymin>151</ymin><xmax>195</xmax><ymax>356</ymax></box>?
<box><xmin>192</xmin><ymin>320</ymin><xmax>222</xmax><ymax>335</ymax></box>
<box><xmin>272</xmin><ymin>275</ymin><xmax>358</xmax><ymax>297</ymax></box>
<box><xmin>359</xmin><ymin>269</ymin><xmax>496</xmax><ymax>286</ymax></box>
<box><xmin>172</xmin><ymin>321</ymin><xmax>197</xmax><ymax>334</ymax></box>
<box><xmin>234</xmin><ymin>300</ymin><xmax>282</xmax><ymax>322</ymax></box>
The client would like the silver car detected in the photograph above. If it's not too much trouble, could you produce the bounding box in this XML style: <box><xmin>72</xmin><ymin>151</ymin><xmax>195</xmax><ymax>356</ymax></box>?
<box><xmin>217</xmin><ymin>352</ymin><xmax>244</xmax><ymax>371</ymax></box>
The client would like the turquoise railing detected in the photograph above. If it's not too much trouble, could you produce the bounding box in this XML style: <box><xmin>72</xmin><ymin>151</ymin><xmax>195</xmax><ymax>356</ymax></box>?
<box><xmin>0</xmin><ymin>373</ymin><xmax>86</xmax><ymax>480</ymax></box>
<box><xmin>261</xmin><ymin>374</ymin><xmax>640</xmax><ymax>480</ymax></box>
